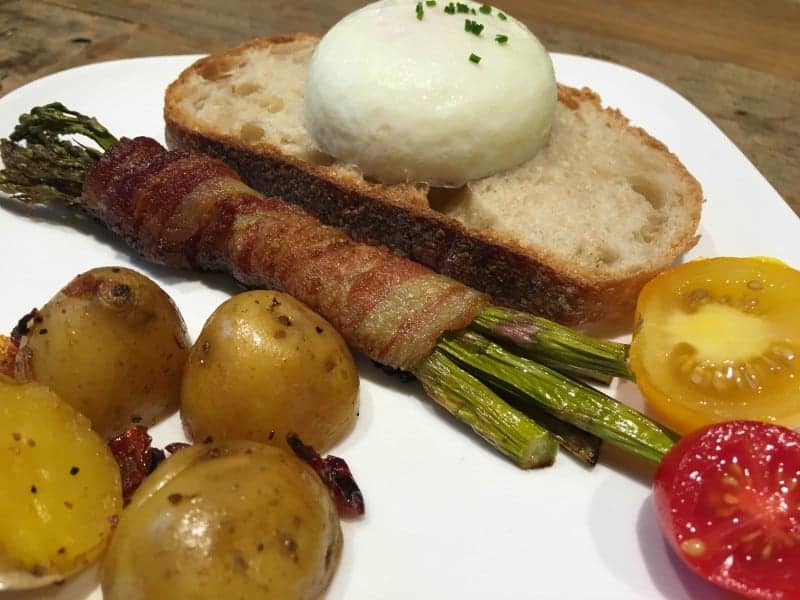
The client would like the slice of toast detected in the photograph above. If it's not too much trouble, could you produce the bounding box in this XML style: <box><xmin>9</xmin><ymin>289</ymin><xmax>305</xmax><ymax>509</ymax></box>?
<box><xmin>164</xmin><ymin>34</ymin><xmax>703</xmax><ymax>325</ymax></box>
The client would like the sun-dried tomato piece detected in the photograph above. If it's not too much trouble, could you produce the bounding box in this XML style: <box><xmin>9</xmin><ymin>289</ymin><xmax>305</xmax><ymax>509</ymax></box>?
<box><xmin>108</xmin><ymin>426</ymin><xmax>163</xmax><ymax>502</ymax></box>
<box><xmin>0</xmin><ymin>335</ymin><xmax>18</xmax><ymax>378</ymax></box>
<box><xmin>108</xmin><ymin>428</ymin><xmax>189</xmax><ymax>501</ymax></box>
<box><xmin>3</xmin><ymin>308</ymin><xmax>39</xmax><ymax>380</ymax></box>
<box><xmin>11</xmin><ymin>308</ymin><xmax>38</xmax><ymax>343</ymax></box>
<box><xmin>287</xmin><ymin>434</ymin><xmax>364</xmax><ymax>518</ymax></box>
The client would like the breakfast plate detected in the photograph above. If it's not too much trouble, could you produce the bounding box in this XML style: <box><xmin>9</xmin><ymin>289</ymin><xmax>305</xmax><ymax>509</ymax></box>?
<box><xmin>1</xmin><ymin>53</ymin><xmax>798</xmax><ymax>600</ymax></box>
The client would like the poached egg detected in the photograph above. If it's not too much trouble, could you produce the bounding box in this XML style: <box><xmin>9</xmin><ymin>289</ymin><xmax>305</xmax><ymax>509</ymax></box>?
<box><xmin>304</xmin><ymin>0</ymin><xmax>556</xmax><ymax>186</ymax></box>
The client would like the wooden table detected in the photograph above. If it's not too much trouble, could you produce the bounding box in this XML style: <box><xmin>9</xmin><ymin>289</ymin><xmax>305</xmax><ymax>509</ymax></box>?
<box><xmin>1</xmin><ymin>0</ymin><xmax>798</xmax><ymax>214</ymax></box>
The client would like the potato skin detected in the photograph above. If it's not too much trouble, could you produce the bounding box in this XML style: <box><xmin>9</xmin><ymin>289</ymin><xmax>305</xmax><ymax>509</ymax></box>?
<box><xmin>14</xmin><ymin>267</ymin><xmax>190</xmax><ymax>439</ymax></box>
<box><xmin>102</xmin><ymin>441</ymin><xmax>342</xmax><ymax>600</ymax></box>
<box><xmin>181</xmin><ymin>291</ymin><xmax>359</xmax><ymax>452</ymax></box>
<box><xmin>0</xmin><ymin>377</ymin><xmax>122</xmax><ymax>589</ymax></box>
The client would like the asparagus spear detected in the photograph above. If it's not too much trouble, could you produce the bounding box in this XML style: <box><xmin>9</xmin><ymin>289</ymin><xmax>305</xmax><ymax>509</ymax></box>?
<box><xmin>415</xmin><ymin>351</ymin><xmax>558</xmax><ymax>468</ymax></box>
<box><xmin>0</xmin><ymin>103</ymin><xmax>676</xmax><ymax>469</ymax></box>
<box><xmin>10</xmin><ymin>103</ymin><xmax>117</xmax><ymax>151</ymax></box>
<box><xmin>375</xmin><ymin>360</ymin><xmax>601</xmax><ymax>465</ymax></box>
<box><xmin>438</xmin><ymin>330</ymin><xmax>676</xmax><ymax>463</ymax></box>
<box><xmin>472</xmin><ymin>306</ymin><xmax>632</xmax><ymax>382</ymax></box>
<box><xmin>0</xmin><ymin>104</ymin><xmax>112</xmax><ymax>205</ymax></box>
<box><xmin>501</xmin><ymin>393</ymin><xmax>602</xmax><ymax>466</ymax></box>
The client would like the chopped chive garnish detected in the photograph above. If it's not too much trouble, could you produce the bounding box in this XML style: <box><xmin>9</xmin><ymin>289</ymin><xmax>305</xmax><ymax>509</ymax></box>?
<box><xmin>479</xmin><ymin>4</ymin><xmax>492</xmax><ymax>14</ymax></box>
<box><xmin>465</xmin><ymin>19</ymin><xmax>484</xmax><ymax>35</ymax></box>
<box><xmin>416</xmin><ymin>1</ymin><xmax>424</xmax><ymax>19</ymax></box>
<box><xmin>495</xmin><ymin>34</ymin><xmax>508</xmax><ymax>43</ymax></box>
<box><xmin>497</xmin><ymin>11</ymin><xmax>507</xmax><ymax>20</ymax></box>
<box><xmin>444</xmin><ymin>2</ymin><xmax>455</xmax><ymax>14</ymax></box>
<box><xmin>456</xmin><ymin>2</ymin><xmax>469</xmax><ymax>13</ymax></box>
<box><xmin>471</xmin><ymin>7</ymin><xmax>476</xmax><ymax>13</ymax></box>
<box><xmin>426</xmin><ymin>0</ymin><xmax>436</xmax><ymax>5</ymax></box>
<box><xmin>469</xmin><ymin>53</ymin><xmax>482</xmax><ymax>64</ymax></box>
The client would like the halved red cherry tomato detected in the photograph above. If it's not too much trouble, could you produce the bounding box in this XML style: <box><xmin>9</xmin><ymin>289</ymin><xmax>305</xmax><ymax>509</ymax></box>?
<box><xmin>630</xmin><ymin>257</ymin><xmax>800</xmax><ymax>434</ymax></box>
<box><xmin>653</xmin><ymin>421</ymin><xmax>800</xmax><ymax>599</ymax></box>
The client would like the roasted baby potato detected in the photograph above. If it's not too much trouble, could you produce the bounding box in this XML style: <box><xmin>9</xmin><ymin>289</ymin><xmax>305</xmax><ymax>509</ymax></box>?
<box><xmin>14</xmin><ymin>267</ymin><xmax>190</xmax><ymax>439</ymax></box>
<box><xmin>181</xmin><ymin>291</ymin><xmax>359</xmax><ymax>452</ymax></box>
<box><xmin>0</xmin><ymin>376</ymin><xmax>122</xmax><ymax>589</ymax></box>
<box><xmin>102</xmin><ymin>440</ymin><xmax>342</xmax><ymax>599</ymax></box>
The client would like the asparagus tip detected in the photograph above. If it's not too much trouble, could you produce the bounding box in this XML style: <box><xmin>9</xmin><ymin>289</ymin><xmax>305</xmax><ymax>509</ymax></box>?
<box><xmin>0</xmin><ymin>103</ymin><xmax>118</xmax><ymax>205</ymax></box>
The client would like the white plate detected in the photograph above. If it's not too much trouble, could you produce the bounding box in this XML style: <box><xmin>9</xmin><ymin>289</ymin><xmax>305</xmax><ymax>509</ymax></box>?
<box><xmin>1</xmin><ymin>54</ymin><xmax>798</xmax><ymax>600</ymax></box>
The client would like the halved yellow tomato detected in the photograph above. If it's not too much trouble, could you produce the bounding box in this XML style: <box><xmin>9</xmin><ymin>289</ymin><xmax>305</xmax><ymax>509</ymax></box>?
<box><xmin>629</xmin><ymin>257</ymin><xmax>800</xmax><ymax>434</ymax></box>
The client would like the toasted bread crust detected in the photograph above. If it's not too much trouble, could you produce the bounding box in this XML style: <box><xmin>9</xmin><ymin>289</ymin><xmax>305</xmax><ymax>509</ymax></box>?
<box><xmin>164</xmin><ymin>34</ymin><xmax>702</xmax><ymax>325</ymax></box>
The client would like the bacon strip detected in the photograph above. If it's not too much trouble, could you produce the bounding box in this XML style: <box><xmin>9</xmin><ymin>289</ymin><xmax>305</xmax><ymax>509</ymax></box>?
<box><xmin>82</xmin><ymin>137</ymin><xmax>488</xmax><ymax>370</ymax></box>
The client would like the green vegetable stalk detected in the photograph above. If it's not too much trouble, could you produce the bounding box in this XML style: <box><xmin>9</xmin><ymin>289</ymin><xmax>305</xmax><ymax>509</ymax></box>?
<box><xmin>438</xmin><ymin>331</ymin><xmax>676</xmax><ymax>463</ymax></box>
<box><xmin>472</xmin><ymin>306</ymin><xmax>632</xmax><ymax>382</ymax></box>
<box><xmin>415</xmin><ymin>351</ymin><xmax>558</xmax><ymax>468</ymax></box>
<box><xmin>0</xmin><ymin>103</ymin><xmax>116</xmax><ymax>204</ymax></box>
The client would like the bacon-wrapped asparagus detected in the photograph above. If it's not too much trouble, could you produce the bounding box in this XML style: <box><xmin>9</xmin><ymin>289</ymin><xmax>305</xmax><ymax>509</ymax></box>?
<box><xmin>0</xmin><ymin>104</ymin><xmax>677</xmax><ymax>467</ymax></box>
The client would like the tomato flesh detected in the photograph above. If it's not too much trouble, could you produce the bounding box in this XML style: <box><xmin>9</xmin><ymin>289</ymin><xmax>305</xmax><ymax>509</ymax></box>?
<box><xmin>630</xmin><ymin>257</ymin><xmax>800</xmax><ymax>434</ymax></box>
<box><xmin>654</xmin><ymin>421</ymin><xmax>800</xmax><ymax>599</ymax></box>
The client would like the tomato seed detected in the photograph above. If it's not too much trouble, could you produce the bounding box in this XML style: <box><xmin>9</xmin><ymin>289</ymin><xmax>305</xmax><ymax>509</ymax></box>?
<box><xmin>680</xmin><ymin>538</ymin><xmax>706</xmax><ymax>557</ymax></box>
<box><xmin>742</xmin><ymin>364</ymin><xmax>760</xmax><ymax>390</ymax></box>
<box><xmin>684</xmin><ymin>289</ymin><xmax>710</xmax><ymax>308</ymax></box>
<box><xmin>727</xmin><ymin>463</ymin><xmax>744</xmax><ymax>478</ymax></box>
<box><xmin>743</xmin><ymin>298</ymin><xmax>760</xmax><ymax>312</ymax></box>
<box><xmin>679</xmin><ymin>357</ymin><xmax>695</xmax><ymax>374</ymax></box>
<box><xmin>763</xmin><ymin>354</ymin><xmax>781</xmax><ymax>373</ymax></box>
<box><xmin>761</xmin><ymin>543</ymin><xmax>774</xmax><ymax>560</ymax></box>
<box><xmin>690</xmin><ymin>366</ymin><xmax>706</xmax><ymax>386</ymax></box>
<box><xmin>741</xmin><ymin>530</ymin><xmax>762</xmax><ymax>544</ymax></box>
<box><xmin>712</xmin><ymin>370</ymin><xmax>728</xmax><ymax>391</ymax></box>
<box><xmin>772</xmin><ymin>343</ymin><xmax>796</xmax><ymax>363</ymax></box>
